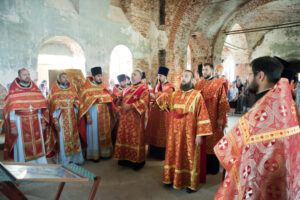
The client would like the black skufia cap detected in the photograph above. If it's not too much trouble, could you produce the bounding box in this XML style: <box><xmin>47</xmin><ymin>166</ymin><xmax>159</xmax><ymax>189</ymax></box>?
<box><xmin>157</xmin><ymin>66</ymin><xmax>169</xmax><ymax>76</ymax></box>
<box><xmin>117</xmin><ymin>74</ymin><xmax>126</xmax><ymax>82</ymax></box>
<box><xmin>91</xmin><ymin>66</ymin><xmax>102</xmax><ymax>76</ymax></box>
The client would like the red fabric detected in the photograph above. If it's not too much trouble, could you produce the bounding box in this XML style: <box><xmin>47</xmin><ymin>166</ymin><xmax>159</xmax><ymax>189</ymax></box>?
<box><xmin>124</xmin><ymin>84</ymin><xmax>147</xmax><ymax>104</ymax></box>
<box><xmin>114</xmin><ymin>83</ymin><xmax>150</xmax><ymax>162</ymax></box>
<box><xmin>146</xmin><ymin>82</ymin><xmax>174</xmax><ymax>147</ymax></box>
<box><xmin>214</xmin><ymin>78</ymin><xmax>300</xmax><ymax>200</ymax></box>
<box><xmin>3</xmin><ymin>78</ymin><xmax>54</xmax><ymax>161</ymax></box>
<box><xmin>48</xmin><ymin>82</ymin><xmax>81</xmax><ymax>156</ymax></box>
<box><xmin>78</xmin><ymin>77</ymin><xmax>114</xmax><ymax>148</ymax></box>
<box><xmin>157</xmin><ymin>89</ymin><xmax>213</xmax><ymax>190</ymax></box>
<box><xmin>195</xmin><ymin>78</ymin><xmax>230</xmax><ymax>154</ymax></box>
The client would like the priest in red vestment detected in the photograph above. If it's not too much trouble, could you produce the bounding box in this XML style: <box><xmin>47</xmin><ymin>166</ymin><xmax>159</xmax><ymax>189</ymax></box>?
<box><xmin>114</xmin><ymin>69</ymin><xmax>150</xmax><ymax>170</ymax></box>
<box><xmin>214</xmin><ymin>56</ymin><xmax>300</xmax><ymax>200</ymax></box>
<box><xmin>112</xmin><ymin>74</ymin><xmax>127</xmax><ymax>107</ymax></box>
<box><xmin>78</xmin><ymin>66</ymin><xmax>114</xmax><ymax>161</ymax></box>
<box><xmin>4</xmin><ymin>68</ymin><xmax>54</xmax><ymax>163</ymax></box>
<box><xmin>157</xmin><ymin>70</ymin><xmax>212</xmax><ymax>193</ymax></box>
<box><xmin>48</xmin><ymin>72</ymin><xmax>84</xmax><ymax>165</ymax></box>
<box><xmin>195</xmin><ymin>63</ymin><xmax>230</xmax><ymax>175</ymax></box>
<box><xmin>146</xmin><ymin>66</ymin><xmax>174</xmax><ymax>160</ymax></box>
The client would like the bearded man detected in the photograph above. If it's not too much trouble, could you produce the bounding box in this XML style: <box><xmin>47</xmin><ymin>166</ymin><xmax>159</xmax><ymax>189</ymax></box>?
<box><xmin>48</xmin><ymin>72</ymin><xmax>84</xmax><ymax>165</ymax></box>
<box><xmin>157</xmin><ymin>70</ymin><xmax>212</xmax><ymax>192</ymax></box>
<box><xmin>4</xmin><ymin>68</ymin><xmax>54</xmax><ymax>163</ymax></box>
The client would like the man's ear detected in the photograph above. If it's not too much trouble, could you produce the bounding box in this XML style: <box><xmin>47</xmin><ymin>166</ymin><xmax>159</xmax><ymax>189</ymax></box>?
<box><xmin>259</xmin><ymin>71</ymin><xmax>267</xmax><ymax>82</ymax></box>
<box><xmin>256</xmin><ymin>71</ymin><xmax>264</xmax><ymax>83</ymax></box>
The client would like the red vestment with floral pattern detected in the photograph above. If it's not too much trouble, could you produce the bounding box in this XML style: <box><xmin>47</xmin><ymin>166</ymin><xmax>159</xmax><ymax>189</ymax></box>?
<box><xmin>157</xmin><ymin>89</ymin><xmax>213</xmax><ymax>190</ymax></box>
<box><xmin>195</xmin><ymin>78</ymin><xmax>230</xmax><ymax>154</ymax></box>
<box><xmin>146</xmin><ymin>82</ymin><xmax>174</xmax><ymax>148</ymax></box>
<box><xmin>48</xmin><ymin>82</ymin><xmax>81</xmax><ymax>157</ymax></box>
<box><xmin>114</xmin><ymin>83</ymin><xmax>149</xmax><ymax>163</ymax></box>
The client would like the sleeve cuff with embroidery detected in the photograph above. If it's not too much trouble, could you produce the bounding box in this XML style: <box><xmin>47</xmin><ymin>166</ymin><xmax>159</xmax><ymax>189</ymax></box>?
<box><xmin>196</xmin><ymin>119</ymin><xmax>213</xmax><ymax>136</ymax></box>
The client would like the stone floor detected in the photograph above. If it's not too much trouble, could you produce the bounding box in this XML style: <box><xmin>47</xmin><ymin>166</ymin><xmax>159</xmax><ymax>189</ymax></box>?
<box><xmin>0</xmin><ymin>115</ymin><xmax>241</xmax><ymax>200</ymax></box>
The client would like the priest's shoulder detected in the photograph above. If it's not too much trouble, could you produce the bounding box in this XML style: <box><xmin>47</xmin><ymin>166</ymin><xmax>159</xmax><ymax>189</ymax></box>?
<box><xmin>213</xmin><ymin>77</ymin><xmax>225</xmax><ymax>88</ymax></box>
<box><xmin>164</xmin><ymin>82</ymin><xmax>175</xmax><ymax>89</ymax></box>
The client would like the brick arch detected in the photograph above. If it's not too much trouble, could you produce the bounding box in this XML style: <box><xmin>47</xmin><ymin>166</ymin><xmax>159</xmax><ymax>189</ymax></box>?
<box><xmin>165</xmin><ymin>0</ymin><xmax>211</xmax><ymax>87</ymax></box>
<box><xmin>114</xmin><ymin>0</ymin><xmax>151</xmax><ymax>38</ymax></box>
<box><xmin>212</xmin><ymin>0</ymin><xmax>277</xmax><ymax>64</ymax></box>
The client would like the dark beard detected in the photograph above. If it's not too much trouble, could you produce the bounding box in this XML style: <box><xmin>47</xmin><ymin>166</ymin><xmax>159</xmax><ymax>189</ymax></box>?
<box><xmin>180</xmin><ymin>82</ymin><xmax>193</xmax><ymax>91</ymax></box>
<box><xmin>204</xmin><ymin>75</ymin><xmax>212</xmax><ymax>80</ymax></box>
<box><xmin>60</xmin><ymin>81</ymin><xmax>70</xmax><ymax>87</ymax></box>
<box><xmin>20</xmin><ymin>80</ymin><xmax>30</xmax><ymax>84</ymax></box>
<box><xmin>248</xmin><ymin>80</ymin><xmax>258</xmax><ymax>94</ymax></box>
<box><xmin>95</xmin><ymin>80</ymin><xmax>102</xmax><ymax>85</ymax></box>
<box><xmin>19</xmin><ymin>80</ymin><xmax>31</xmax><ymax>87</ymax></box>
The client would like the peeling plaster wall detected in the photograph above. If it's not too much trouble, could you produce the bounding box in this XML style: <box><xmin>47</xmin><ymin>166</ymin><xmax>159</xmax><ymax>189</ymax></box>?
<box><xmin>251</xmin><ymin>27</ymin><xmax>300</xmax><ymax>60</ymax></box>
<box><xmin>0</xmin><ymin>0</ymin><xmax>151</xmax><ymax>87</ymax></box>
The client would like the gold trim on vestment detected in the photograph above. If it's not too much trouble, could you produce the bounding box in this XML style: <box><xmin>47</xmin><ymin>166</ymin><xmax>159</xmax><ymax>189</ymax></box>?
<box><xmin>240</xmin><ymin>116</ymin><xmax>300</xmax><ymax>145</ymax></box>
<box><xmin>247</xmin><ymin>126</ymin><xmax>300</xmax><ymax>144</ymax></box>
<box><xmin>232</xmin><ymin>164</ymin><xmax>242</xmax><ymax>200</ymax></box>
<box><xmin>163</xmin><ymin>165</ymin><xmax>198</xmax><ymax>176</ymax></box>
<box><xmin>198</xmin><ymin>132</ymin><xmax>213</xmax><ymax>136</ymax></box>
<box><xmin>115</xmin><ymin>143</ymin><xmax>144</xmax><ymax>150</ymax></box>
<box><xmin>173</xmin><ymin>104</ymin><xmax>186</xmax><ymax>109</ymax></box>
<box><xmin>13</xmin><ymin>100</ymin><xmax>46</xmax><ymax>104</ymax></box>
<box><xmin>228</xmin><ymin>131</ymin><xmax>240</xmax><ymax>157</ymax></box>
<box><xmin>140</xmin><ymin>99</ymin><xmax>148</xmax><ymax>111</ymax></box>
<box><xmin>80</xmin><ymin>87</ymin><xmax>104</xmax><ymax>97</ymax></box>
<box><xmin>197</xmin><ymin>120</ymin><xmax>210</xmax><ymax>125</ymax></box>
<box><xmin>5</xmin><ymin>92</ymin><xmax>43</xmax><ymax>99</ymax></box>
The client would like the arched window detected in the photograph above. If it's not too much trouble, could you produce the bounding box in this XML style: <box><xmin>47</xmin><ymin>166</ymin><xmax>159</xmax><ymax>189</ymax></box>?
<box><xmin>37</xmin><ymin>36</ymin><xmax>86</xmax><ymax>90</ymax></box>
<box><xmin>109</xmin><ymin>45</ymin><xmax>133</xmax><ymax>83</ymax></box>
<box><xmin>223</xmin><ymin>54</ymin><xmax>235</xmax><ymax>82</ymax></box>
<box><xmin>186</xmin><ymin>45</ymin><xmax>192</xmax><ymax>70</ymax></box>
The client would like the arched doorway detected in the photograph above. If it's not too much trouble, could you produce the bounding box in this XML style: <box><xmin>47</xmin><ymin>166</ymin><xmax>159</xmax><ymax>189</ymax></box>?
<box><xmin>221</xmin><ymin>24</ymin><xmax>249</xmax><ymax>82</ymax></box>
<box><xmin>109</xmin><ymin>45</ymin><xmax>133</xmax><ymax>83</ymax></box>
<box><xmin>37</xmin><ymin>36</ymin><xmax>86</xmax><ymax>90</ymax></box>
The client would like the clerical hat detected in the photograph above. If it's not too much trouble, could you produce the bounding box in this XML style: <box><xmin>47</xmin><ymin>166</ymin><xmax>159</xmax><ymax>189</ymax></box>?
<box><xmin>157</xmin><ymin>66</ymin><xmax>169</xmax><ymax>76</ymax></box>
<box><xmin>142</xmin><ymin>72</ymin><xmax>146</xmax><ymax>79</ymax></box>
<box><xmin>117</xmin><ymin>74</ymin><xmax>126</xmax><ymax>82</ymax></box>
<box><xmin>91</xmin><ymin>66</ymin><xmax>102</xmax><ymax>76</ymax></box>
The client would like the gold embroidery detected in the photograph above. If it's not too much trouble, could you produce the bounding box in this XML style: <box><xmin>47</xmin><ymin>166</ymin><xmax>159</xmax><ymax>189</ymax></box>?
<box><xmin>197</xmin><ymin>120</ymin><xmax>210</xmax><ymax>125</ymax></box>
<box><xmin>247</xmin><ymin>126</ymin><xmax>300</xmax><ymax>144</ymax></box>
<box><xmin>173</xmin><ymin>104</ymin><xmax>186</xmax><ymax>109</ymax></box>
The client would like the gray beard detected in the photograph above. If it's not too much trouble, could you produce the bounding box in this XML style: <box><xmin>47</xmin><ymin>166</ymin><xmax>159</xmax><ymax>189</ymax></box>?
<box><xmin>180</xmin><ymin>83</ymin><xmax>193</xmax><ymax>91</ymax></box>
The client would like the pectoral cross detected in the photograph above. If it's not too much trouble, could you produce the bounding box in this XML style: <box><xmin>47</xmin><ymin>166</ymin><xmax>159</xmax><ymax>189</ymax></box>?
<box><xmin>67</xmin><ymin>102</ymin><xmax>71</xmax><ymax>107</ymax></box>
<box><xmin>29</xmin><ymin>105</ymin><xmax>33</xmax><ymax>112</ymax></box>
